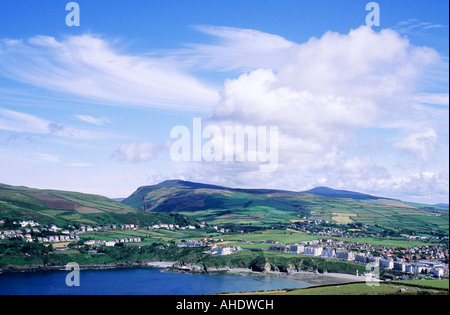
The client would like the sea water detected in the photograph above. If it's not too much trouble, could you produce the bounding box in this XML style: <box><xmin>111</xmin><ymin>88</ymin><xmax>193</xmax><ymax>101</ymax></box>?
<box><xmin>0</xmin><ymin>268</ymin><xmax>312</xmax><ymax>295</ymax></box>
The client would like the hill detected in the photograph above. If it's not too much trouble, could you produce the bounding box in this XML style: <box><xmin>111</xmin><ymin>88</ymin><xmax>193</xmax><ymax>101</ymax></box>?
<box><xmin>235</xmin><ymin>280</ymin><xmax>449</xmax><ymax>295</ymax></box>
<box><xmin>122</xmin><ymin>180</ymin><xmax>449</xmax><ymax>235</ymax></box>
<box><xmin>0</xmin><ymin>183</ymin><xmax>197</xmax><ymax>228</ymax></box>
<box><xmin>301</xmin><ymin>187</ymin><xmax>379</xmax><ymax>200</ymax></box>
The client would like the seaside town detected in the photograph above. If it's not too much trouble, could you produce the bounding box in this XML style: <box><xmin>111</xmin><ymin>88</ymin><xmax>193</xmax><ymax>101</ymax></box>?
<box><xmin>265</xmin><ymin>239</ymin><xmax>448</xmax><ymax>279</ymax></box>
<box><xmin>0</xmin><ymin>219</ymin><xmax>448</xmax><ymax>279</ymax></box>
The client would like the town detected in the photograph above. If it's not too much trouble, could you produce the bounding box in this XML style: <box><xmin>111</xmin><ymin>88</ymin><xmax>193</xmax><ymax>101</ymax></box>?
<box><xmin>265</xmin><ymin>238</ymin><xmax>448</xmax><ymax>279</ymax></box>
<box><xmin>1</xmin><ymin>219</ymin><xmax>448</xmax><ymax>280</ymax></box>
<box><xmin>287</xmin><ymin>219</ymin><xmax>448</xmax><ymax>240</ymax></box>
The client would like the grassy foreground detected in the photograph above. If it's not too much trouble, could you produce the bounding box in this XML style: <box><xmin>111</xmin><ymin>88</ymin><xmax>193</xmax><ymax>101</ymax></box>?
<box><xmin>233</xmin><ymin>280</ymin><xmax>449</xmax><ymax>295</ymax></box>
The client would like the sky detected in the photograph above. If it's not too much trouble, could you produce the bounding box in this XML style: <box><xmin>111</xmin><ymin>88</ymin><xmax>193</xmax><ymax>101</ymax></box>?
<box><xmin>0</xmin><ymin>0</ymin><xmax>448</xmax><ymax>204</ymax></box>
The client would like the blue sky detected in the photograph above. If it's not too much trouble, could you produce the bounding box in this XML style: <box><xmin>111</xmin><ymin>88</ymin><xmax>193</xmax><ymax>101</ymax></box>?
<box><xmin>0</xmin><ymin>0</ymin><xmax>448</xmax><ymax>204</ymax></box>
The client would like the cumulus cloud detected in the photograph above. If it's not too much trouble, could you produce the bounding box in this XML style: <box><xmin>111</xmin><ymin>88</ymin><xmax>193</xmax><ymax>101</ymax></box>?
<box><xmin>112</xmin><ymin>142</ymin><xmax>166</xmax><ymax>163</ymax></box>
<box><xmin>198</xmin><ymin>26</ymin><xmax>440</xmax><ymax>175</ymax></box>
<box><xmin>180</xmin><ymin>25</ymin><xmax>446</xmax><ymax>201</ymax></box>
<box><xmin>394</xmin><ymin>128</ymin><xmax>438</xmax><ymax>160</ymax></box>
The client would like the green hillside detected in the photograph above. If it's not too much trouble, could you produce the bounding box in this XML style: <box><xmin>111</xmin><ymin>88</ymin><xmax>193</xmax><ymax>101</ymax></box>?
<box><xmin>122</xmin><ymin>180</ymin><xmax>449</xmax><ymax>235</ymax></box>
<box><xmin>0</xmin><ymin>183</ymin><xmax>196</xmax><ymax>228</ymax></box>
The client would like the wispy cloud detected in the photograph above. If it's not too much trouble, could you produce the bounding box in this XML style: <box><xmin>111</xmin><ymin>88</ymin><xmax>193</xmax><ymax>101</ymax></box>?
<box><xmin>175</xmin><ymin>25</ymin><xmax>295</xmax><ymax>72</ymax></box>
<box><xmin>68</xmin><ymin>162</ymin><xmax>92</xmax><ymax>167</ymax></box>
<box><xmin>0</xmin><ymin>35</ymin><xmax>219</xmax><ymax>113</ymax></box>
<box><xmin>394</xmin><ymin>19</ymin><xmax>448</xmax><ymax>34</ymax></box>
<box><xmin>412</xmin><ymin>93</ymin><xmax>449</xmax><ymax>106</ymax></box>
<box><xmin>75</xmin><ymin>115</ymin><xmax>111</xmax><ymax>126</ymax></box>
<box><xmin>0</xmin><ymin>107</ymin><xmax>96</xmax><ymax>139</ymax></box>
<box><xmin>34</xmin><ymin>153</ymin><xmax>61</xmax><ymax>164</ymax></box>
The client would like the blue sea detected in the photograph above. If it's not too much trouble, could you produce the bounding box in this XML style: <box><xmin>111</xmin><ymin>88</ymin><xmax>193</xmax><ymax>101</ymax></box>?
<box><xmin>0</xmin><ymin>268</ymin><xmax>312</xmax><ymax>295</ymax></box>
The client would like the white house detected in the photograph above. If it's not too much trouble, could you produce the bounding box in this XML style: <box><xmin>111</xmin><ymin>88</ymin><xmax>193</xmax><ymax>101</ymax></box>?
<box><xmin>335</xmin><ymin>249</ymin><xmax>355</xmax><ymax>261</ymax></box>
<box><xmin>380</xmin><ymin>259</ymin><xmax>394</xmax><ymax>270</ymax></box>
<box><xmin>321</xmin><ymin>247</ymin><xmax>336</xmax><ymax>259</ymax></box>
<box><xmin>289</xmin><ymin>244</ymin><xmax>305</xmax><ymax>254</ymax></box>
<box><xmin>213</xmin><ymin>246</ymin><xmax>241</xmax><ymax>255</ymax></box>
<box><xmin>304</xmin><ymin>246</ymin><xmax>323</xmax><ymax>256</ymax></box>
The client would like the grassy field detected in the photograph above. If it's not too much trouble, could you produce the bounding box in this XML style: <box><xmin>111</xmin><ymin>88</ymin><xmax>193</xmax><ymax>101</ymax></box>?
<box><xmin>221</xmin><ymin>229</ymin><xmax>318</xmax><ymax>244</ymax></box>
<box><xmin>236</xmin><ymin>280</ymin><xmax>449</xmax><ymax>295</ymax></box>
<box><xmin>79</xmin><ymin>225</ymin><xmax>446</xmax><ymax>251</ymax></box>
<box><xmin>80</xmin><ymin>226</ymin><xmax>224</xmax><ymax>246</ymax></box>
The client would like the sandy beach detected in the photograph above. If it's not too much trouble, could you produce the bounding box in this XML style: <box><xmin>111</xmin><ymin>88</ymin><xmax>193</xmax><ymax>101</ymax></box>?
<box><xmin>146</xmin><ymin>261</ymin><xmax>177</xmax><ymax>268</ymax></box>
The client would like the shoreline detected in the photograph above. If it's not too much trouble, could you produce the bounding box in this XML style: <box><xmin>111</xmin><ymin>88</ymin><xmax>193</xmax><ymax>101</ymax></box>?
<box><xmin>147</xmin><ymin>261</ymin><xmax>370</xmax><ymax>285</ymax></box>
<box><xmin>1</xmin><ymin>260</ymin><xmax>375</xmax><ymax>290</ymax></box>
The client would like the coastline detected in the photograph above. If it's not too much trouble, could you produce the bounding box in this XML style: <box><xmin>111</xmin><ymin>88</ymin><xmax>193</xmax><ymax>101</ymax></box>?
<box><xmin>1</xmin><ymin>260</ymin><xmax>372</xmax><ymax>290</ymax></box>
<box><xmin>147</xmin><ymin>261</ymin><xmax>368</xmax><ymax>286</ymax></box>
<box><xmin>0</xmin><ymin>261</ymin><xmax>154</xmax><ymax>274</ymax></box>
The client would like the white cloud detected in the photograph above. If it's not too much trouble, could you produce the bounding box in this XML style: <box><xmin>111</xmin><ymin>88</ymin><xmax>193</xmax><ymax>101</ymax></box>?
<box><xmin>0</xmin><ymin>107</ymin><xmax>95</xmax><ymax>139</ymax></box>
<box><xmin>68</xmin><ymin>162</ymin><xmax>92</xmax><ymax>167</ymax></box>
<box><xmin>34</xmin><ymin>153</ymin><xmax>61</xmax><ymax>163</ymax></box>
<box><xmin>394</xmin><ymin>128</ymin><xmax>438</xmax><ymax>160</ymax></box>
<box><xmin>75</xmin><ymin>115</ymin><xmax>111</xmax><ymax>126</ymax></box>
<box><xmin>112</xmin><ymin>142</ymin><xmax>165</xmax><ymax>163</ymax></box>
<box><xmin>177</xmin><ymin>26</ymin><xmax>447</xmax><ymax>202</ymax></box>
<box><xmin>0</xmin><ymin>35</ymin><xmax>219</xmax><ymax>112</ymax></box>
<box><xmin>0</xmin><ymin>108</ymin><xmax>49</xmax><ymax>134</ymax></box>
<box><xmin>178</xmin><ymin>25</ymin><xmax>295</xmax><ymax>72</ymax></box>
<box><xmin>412</xmin><ymin>93</ymin><xmax>449</xmax><ymax>107</ymax></box>
<box><xmin>394</xmin><ymin>19</ymin><xmax>448</xmax><ymax>34</ymax></box>
<box><xmin>198</xmin><ymin>26</ymin><xmax>439</xmax><ymax>174</ymax></box>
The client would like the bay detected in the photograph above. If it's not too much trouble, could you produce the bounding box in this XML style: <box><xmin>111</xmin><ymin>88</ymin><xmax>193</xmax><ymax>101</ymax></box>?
<box><xmin>0</xmin><ymin>268</ymin><xmax>312</xmax><ymax>295</ymax></box>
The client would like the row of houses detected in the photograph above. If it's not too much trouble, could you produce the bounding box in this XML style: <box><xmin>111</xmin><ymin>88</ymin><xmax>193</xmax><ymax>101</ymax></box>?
<box><xmin>355</xmin><ymin>254</ymin><xmax>447</xmax><ymax>277</ymax></box>
<box><xmin>174</xmin><ymin>237</ymin><xmax>225</xmax><ymax>248</ymax></box>
<box><xmin>84</xmin><ymin>237</ymin><xmax>142</xmax><ymax>247</ymax></box>
<box><xmin>281</xmin><ymin>244</ymin><xmax>357</xmax><ymax>261</ymax></box>
<box><xmin>210</xmin><ymin>244</ymin><xmax>242</xmax><ymax>255</ymax></box>
<box><xmin>37</xmin><ymin>235</ymin><xmax>80</xmax><ymax>243</ymax></box>
<box><xmin>16</xmin><ymin>220</ymin><xmax>41</xmax><ymax>228</ymax></box>
<box><xmin>149</xmin><ymin>224</ymin><xmax>197</xmax><ymax>231</ymax></box>
<box><xmin>175</xmin><ymin>240</ymin><xmax>205</xmax><ymax>248</ymax></box>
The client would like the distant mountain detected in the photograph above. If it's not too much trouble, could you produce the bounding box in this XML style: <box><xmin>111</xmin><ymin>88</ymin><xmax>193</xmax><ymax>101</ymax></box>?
<box><xmin>301</xmin><ymin>186</ymin><xmax>379</xmax><ymax>200</ymax></box>
<box><xmin>157</xmin><ymin>179</ymin><xmax>231</xmax><ymax>190</ymax></box>
<box><xmin>156</xmin><ymin>179</ymin><xmax>290</xmax><ymax>194</ymax></box>
<box><xmin>122</xmin><ymin>180</ymin><xmax>449</xmax><ymax>235</ymax></box>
